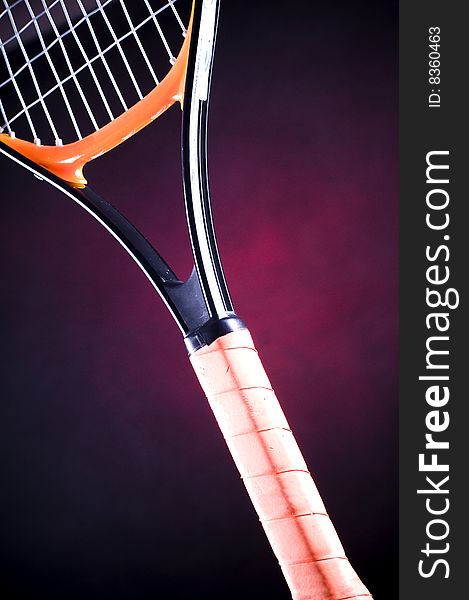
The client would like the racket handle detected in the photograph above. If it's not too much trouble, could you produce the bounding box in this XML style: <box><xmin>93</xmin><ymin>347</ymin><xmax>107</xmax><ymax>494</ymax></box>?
<box><xmin>190</xmin><ymin>329</ymin><xmax>372</xmax><ymax>600</ymax></box>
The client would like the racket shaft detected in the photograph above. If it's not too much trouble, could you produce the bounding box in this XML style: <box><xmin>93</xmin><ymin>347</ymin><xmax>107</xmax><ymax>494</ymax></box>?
<box><xmin>190</xmin><ymin>329</ymin><xmax>372</xmax><ymax>600</ymax></box>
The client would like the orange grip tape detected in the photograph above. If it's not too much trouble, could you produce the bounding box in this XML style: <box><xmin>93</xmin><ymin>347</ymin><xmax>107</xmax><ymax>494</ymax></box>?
<box><xmin>190</xmin><ymin>329</ymin><xmax>372</xmax><ymax>600</ymax></box>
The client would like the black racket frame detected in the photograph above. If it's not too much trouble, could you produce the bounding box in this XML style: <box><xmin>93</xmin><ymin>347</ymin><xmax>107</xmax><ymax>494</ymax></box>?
<box><xmin>0</xmin><ymin>0</ymin><xmax>245</xmax><ymax>354</ymax></box>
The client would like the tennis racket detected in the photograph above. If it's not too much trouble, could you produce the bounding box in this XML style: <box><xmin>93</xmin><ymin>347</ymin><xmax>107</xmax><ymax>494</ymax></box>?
<box><xmin>0</xmin><ymin>2</ymin><xmax>372</xmax><ymax>598</ymax></box>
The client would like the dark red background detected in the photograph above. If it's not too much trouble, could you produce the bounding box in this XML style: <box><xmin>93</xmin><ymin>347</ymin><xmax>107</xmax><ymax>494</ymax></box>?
<box><xmin>0</xmin><ymin>1</ymin><xmax>397</xmax><ymax>598</ymax></box>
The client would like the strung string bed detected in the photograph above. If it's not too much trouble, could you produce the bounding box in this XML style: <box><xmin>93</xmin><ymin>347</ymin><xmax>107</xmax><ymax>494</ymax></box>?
<box><xmin>0</xmin><ymin>0</ymin><xmax>189</xmax><ymax>146</ymax></box>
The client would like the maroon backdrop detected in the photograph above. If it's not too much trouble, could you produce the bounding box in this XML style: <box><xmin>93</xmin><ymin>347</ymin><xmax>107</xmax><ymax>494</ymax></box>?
<box><xmin>0</xmin><ymin>1</ymin><xmax>397</xmax><ymax>598</ymax></box>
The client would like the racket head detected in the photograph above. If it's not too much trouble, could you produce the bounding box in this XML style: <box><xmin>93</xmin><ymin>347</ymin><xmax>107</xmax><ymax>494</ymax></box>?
<box><xmin>0</xmin><ymin>0</ymin><xmax>194</xmax><ymax>186</ymax></box>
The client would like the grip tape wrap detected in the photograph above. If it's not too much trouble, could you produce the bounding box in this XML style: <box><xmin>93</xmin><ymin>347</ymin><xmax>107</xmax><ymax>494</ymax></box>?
<box><xmin>190</xmin><ymin>329</ymin><xmax>372</xmax><ymax>600</ymax></box>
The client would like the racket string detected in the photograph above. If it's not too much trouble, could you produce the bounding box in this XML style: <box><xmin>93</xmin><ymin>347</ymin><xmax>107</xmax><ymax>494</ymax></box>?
<box><xmin>0</xmin><ymin>0</ymin><xmax>188</xmax><ymax>146</ymax></box>
<box><xmin>76</xmin><ymin>0</ymin><xmax>129</xmax><ymax>115</ymax></box>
